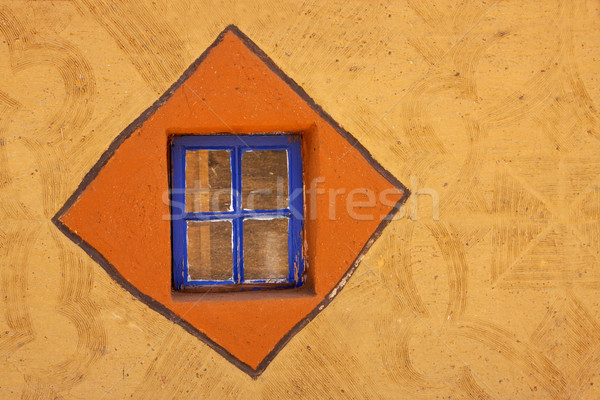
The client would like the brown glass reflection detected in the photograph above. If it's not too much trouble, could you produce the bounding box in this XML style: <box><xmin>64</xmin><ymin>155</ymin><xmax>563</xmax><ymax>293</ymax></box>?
<box><xmin>185</xmin><ymin>150</ymin><xmax>231</xmax><ymax>212</ymax></box>
<box><xmin>187</xmin><ymin>220</ymin><xmax>233</xmax><ymax>281</ymax></box>
<box><xmin>242</xmin><ymin>150</ymin><xmax>288</xmax><ymax>210</ymax></box>
<box><xmin>243</xmin><ymin>218</ymin><xmax>289</xmax><ymax>280</ymax></box>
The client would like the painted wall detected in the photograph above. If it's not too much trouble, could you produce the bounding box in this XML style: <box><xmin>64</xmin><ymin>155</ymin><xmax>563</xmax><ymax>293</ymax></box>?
<box><xmin>1</xmin><ymin>0</ymin><xmax>600</xmax><ymax>398</ymax></box>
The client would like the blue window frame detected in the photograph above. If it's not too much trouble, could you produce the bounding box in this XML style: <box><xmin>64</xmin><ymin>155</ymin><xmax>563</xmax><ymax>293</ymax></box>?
<box><xmin>170</xmin><ymin>134</ymin><xmax>304</xmax><ymax>291</ymax></box>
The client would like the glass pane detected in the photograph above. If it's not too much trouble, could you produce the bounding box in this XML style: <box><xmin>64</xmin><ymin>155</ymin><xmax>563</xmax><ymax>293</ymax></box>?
<box><xmin>187</xmin><ymin>220</ymin><xmax>233</xmax><ymax>281</ymax></box>
<box><xmin>185</xmin><ymin>149</ymin><xmax>231</xmax><ymax>212</ymax></box>
<box><xmin>243</xmin><ymin>218</ymin><xmax>289</xmax><ymax>281</ymax></box>
<box><xmin>242</xmin><ymin>150</ymin><xmax>288</xmax><ymax>210</ymax></box>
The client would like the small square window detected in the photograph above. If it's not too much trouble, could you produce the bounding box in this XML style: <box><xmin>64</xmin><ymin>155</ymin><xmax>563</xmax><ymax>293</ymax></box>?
<box><xmin>170</xmin><ymin>134</ymin><xmax>304</xmax><ymax>291</ymax></box>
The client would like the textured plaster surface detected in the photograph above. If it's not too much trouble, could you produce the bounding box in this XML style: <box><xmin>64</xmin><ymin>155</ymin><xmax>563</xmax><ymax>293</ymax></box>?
<box><xmin>1</xmin><ymin>0</ymin><xmax>600</xmax><ymax>398</ymax></box>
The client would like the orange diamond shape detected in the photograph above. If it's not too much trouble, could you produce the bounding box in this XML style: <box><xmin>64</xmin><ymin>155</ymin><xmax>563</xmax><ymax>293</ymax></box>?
<box><xmin>53</xmin><ymin>26</ymin><xmax>408</xmax><ymax>377</ymax></box>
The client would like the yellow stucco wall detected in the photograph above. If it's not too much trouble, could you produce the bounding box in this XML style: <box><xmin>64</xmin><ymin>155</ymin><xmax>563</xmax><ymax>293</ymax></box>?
<box><xmin>2</xmin><ymin>0</ymin><xmax>600</xmax><ymax>398</ymax></box>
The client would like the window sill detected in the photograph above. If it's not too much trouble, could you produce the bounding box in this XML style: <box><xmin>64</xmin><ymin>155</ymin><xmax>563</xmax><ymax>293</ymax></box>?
<box><xmin>171</xmin><ymin>283</ymin><xmax>315</xmax><ymax>303</ymax></box>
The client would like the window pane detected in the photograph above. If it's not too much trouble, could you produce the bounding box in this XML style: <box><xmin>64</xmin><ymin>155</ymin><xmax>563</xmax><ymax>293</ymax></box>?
<box><xmin>185</xmin><ymin>149</ymin><xmax>231</xmax><ymax>212</ymax></box>
<box><xmin>242</xmin><ymin>150</ymin><xmax>288</xmax><ymax>210</ymax></box>
<box><xmin>187</xmin><ymin>220</ymin><xmax>233</xmax><ymax>281</ymax></box>
<box><xmin>243</xmin><ymin>218</ymin><xmax>289</xmax><ymax>281</ymax></box>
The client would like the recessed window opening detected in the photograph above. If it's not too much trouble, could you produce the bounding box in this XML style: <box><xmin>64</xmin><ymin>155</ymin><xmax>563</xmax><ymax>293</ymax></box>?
<box><xmin>170</xmin><ymin>134</ymin><xmax>304</xmax><ymax>292</ymax></box>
